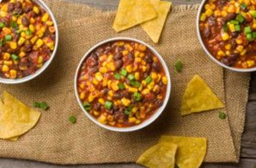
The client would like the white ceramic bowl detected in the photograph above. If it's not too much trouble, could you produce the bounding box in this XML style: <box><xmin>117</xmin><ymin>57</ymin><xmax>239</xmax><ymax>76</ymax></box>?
<box><xmin>0</xmin><ymin>0</ymin><xmax>59</xmax><ymax>84</ymax></box>
<box><xmin>196</xmin><ymin>0</ymin><xmax>256</xmax><ymax>72</ymax></box>
<box><xmin>74</xmin><ymin>37</ymin><xmax>171</xmax><ymax>132</ymax></box>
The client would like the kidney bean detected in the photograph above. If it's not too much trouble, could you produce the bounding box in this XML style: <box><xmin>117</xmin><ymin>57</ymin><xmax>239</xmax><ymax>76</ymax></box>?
<box><xmin>203</xmin><ymin>27</ymin><xmax>211</xmax><ymax>38</ymax></box>
<box><xmin>88</xmin><ymin>66</ymin><xmax>98</xmax><ymax>74</ymax></box>
<box><xmin>145</xmin><ymin>54</ymin><xmax>153</xmax><ymax>63</ymax></box>
<box><xmin>152</xmin><ymin>62</ymin><xmax>160</xmax><ymax>72</ymax></box>
<box><xmin>231</xmin><ymin>32</ymin><xmax>239</xmax><ymax>38</ymax></box>
<box><xmin>127</xmin><ymin>53</ymin><xmax>134</xmax><ymax>61</ymax></box>
<box><xmin>115</xmin><ymin>59</ymin><xmax>123</xmax><ymax>69</ymax></box>
<box><xmin>24</xmin><ymin>42</ymin><xmax>33</xmax><ymax>52</ymax></box>
<box><xmin>23</xmin><ymin>6</ymin><xmax>32</xmax><ymax>13</ymax></box>
<box><xmin>22</xmin><ymin>16</ymin><xmax>30</xmax><ymax>27</ymax></box>
<box><xmin>101</xmin><ymin>88</ymin><xmax>108</xmax><ymax>96</ymax></box>
<box><xmin>86</xmin><ymin>56</ymin><xmax>98</xmax><ymax>67</ymax></box>
<box><xmin>224</xmin><ymin>13</ymin><xmax>236</xmax><ymax>21</ymax></box>
<box><xmin>231</xmin><ymin>39</ymin><xmax>237</xmax><ymax>49</ymax></box>
<box><xmin>8</xmin><ymin>3</ymin><xmax>15</xmax><ymax>12</ymax></box>
<box><xmin>114</xmin><ymin>53</ymin><xmax>122</xmax><ymax>60</ymax></box>
<box><xmin>208</xmin><ymin>16</ymin><xmax>216</xmax><ymax>26</ymax></box>
<box><xmin>91</xmin><ymin>53</ymin><xmax>98</xmax><ymax>60</ymax></box>
<box><xmin>15</xmin><ymin>1</ymin><xmax>22</xmax><ymax>8</ymax></box>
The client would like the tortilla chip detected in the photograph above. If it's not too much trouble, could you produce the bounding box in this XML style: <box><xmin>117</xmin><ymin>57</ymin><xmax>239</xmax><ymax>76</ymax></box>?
<box><xmin>159</xmin><ymin>136</ymin><xmax>207</xmax><ymax>168</ymax></box>
<box><xmin>141</xmin><ymin>0</ymin><xmax>172</xmax><ymax>43</ymax></box>
<box><xmin>0</xmin><ymin>91</ymin><xmax>41</xmax><ymax>139</ymax></box>
<box><xmin>113</xmin><ymin>0</ymin><xmax>157</xmax><ymax>32</ymax></box>
<box><xmin>137</xmin><ymin>143</ymin><xmax>177</xmax><ymax>168</ymax></box>
<box><xmin>181</xmin><ymin>75</ymin><xmax>224</xmax><ymax>115</ymax></box>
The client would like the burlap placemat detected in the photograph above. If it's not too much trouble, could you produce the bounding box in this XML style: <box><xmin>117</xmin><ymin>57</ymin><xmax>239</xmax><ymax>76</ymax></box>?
<box><xmin>52</xmin><ymin>0</ymin><xmax>251</xmax><ymax>161</ymax></box>
<box><xmin>0</xmin><ymin>0</ymin><xmax>250</xmax><ymax>164</ymax></box>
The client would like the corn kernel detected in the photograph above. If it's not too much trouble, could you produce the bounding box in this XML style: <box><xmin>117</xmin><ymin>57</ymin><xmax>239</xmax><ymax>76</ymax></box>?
<box><xmin>135</xmin><ymin>120</ymin><xmax>141</xmax><ymax>124</ymax></box>
<box><xmin>79</xmin><ymin>92</ymin><xmax>85</xmax><ymax>99</ymax></box>
<box><xmin>126</xmin><ymin>65</ymin><xmax>133</xmax><ymax>73</ymax></box>
<box><xmin>122</xmin><ymin>50</ymin><xmax>128</xmax><ymax>56</ymax></box>
<box><xmin>3</xmin><ymin>53</ymin><xmax>10</xmax><ymax>60</ymax></box>
<box><xmin>9</xmin><ymin>42</ymin><xmax>17</xmax><ymax>49</ymax></box>
<box><xmin>108</xmin><ymin>90</ymin><xmax>114</xmax><ymax>97</ymax></box>
<box><xmin>29</xmin><ymin>24</ymin><xmax>35</xmax><ymax>33</ymax></box>
<box><xmin>117</xmin><ymin>41</ymin><xmax>124</xmax><ymax>46</ymax></box>
<box><xmin>30</xmin><ymin>36</ymin><xmax>38</xmax><ymax>44</ymax></box>
<box><xmin>98</xmin><ymin>98</ymin><xmax>105</xmax><ymax>105</ymax></box>
<box><xmin>92</xmin><ymin>78</ymin><xmax>99</xmax><ymax>85</ymax></box>
<box><xmin>33</xmin><ymin>6</ymin><xmax>40</xmax><ymax>14</ymax></box>
<box><xmin>4</xmin><ymin>61</ymin><xmax>12</xmax><ymax>66</ymax></box>
<box><xmin>129</xmin><ymin>117</ymin><xmax>136</xmax><ymax>123</ymax></box>
<box><xmin>205</xmin><ymin>9</ymin><xmax>213</xmax><ymax>16</ymax></box>
<box><xmin>95</xmin><ymin>72</ymin><xmax>103</xmax><ymax>81</ymax></box>
<box><xmin>3</xmin><ymin>27</ymin><xmax>11</xmax><ymax>34</ymax></box>
<box><xmin>98</xmin><ymin>115</ymin><xmax>107</xmax><ymax>124</ymax></box>
<box><xmin>111</xmin><ymin>82</ymin><xmax>119</xmax><ymax>91</ymax></box>
<box><xmin>35</xmin><ymin>39</ymin><xmax>44</xmax><ymax>48</ymax></box>
<box><xmin>42</xmin><ymin>13</ymin><xmax>49</xmax><ymax>22</ymax></box>
<box><xmin>236</xmin><ymin>45</ymin><xmax>244</xmax><ymax>52</ymax></box>
<box><xmin>2</xmin><ymin>65</ymin><xmax>9</xmax><ymax>72</ymax></box>
<box><xmin>88</xmin><ymin>94</ymin><xmax>96</xmax><ymax>102</ymax></box>
<box><xmin>151</xmin><ymin>72</ymin><xmax>157</xmax><ymax>80</ymax></box>
<box><xmin>240</xmin><ymin>49</ymin><xmax>247</xmax><ymax>56</ymax></box>
<box><xmin>46</xmin><ymin>21</ymin><xmax>53</xmax><ymax>26</ymax></box>
<box><xmin>217</xmin><ymin>50</ymin><xmax>225</xmax><ymax>57</ymax></box>
<box><xmin>142</xmin><ymin>65</ymin><xmax>147</xmax><ymax>72</ymax></box>
<box><xmin>94</xmin><ymin>111</ymin><xmax>100</xmax><ymax>116</ymax></box>
<box><xmin>135</xmin><ymin>51</ymin><xmax>140</xmax><ymax>57</ymax></box>
<box><xmin>236</xmin><ymin>39</ymin><xmax>243</xmax><ymax>44</ymax></box>
<box><xmin>99</xmin><ymin>67</ymin><xmax>107</xmax><ymax>73</ymax></box>
<box><xmin>162</xmin><ymin>76</ymin><xmax>168</xmax><ymax>85</ymax></box>
<box><xmin>121</xmin><ymin>98</ymin><xmax>131</xmax><ymax>106</ymax></box>
<box><xmin>142</xmin><ymin>89</ymin><xmax>150</xmax><ymax>95</ymax></box>
<box><xmin>225</xmin><ymin>44</ymin><xmax>232</xmax><ymax>50</ymax></box>
<box><xmin>200</xmin><ymin>13</ymin><xmax>207</xmax><ymax>21</ymax></box>
<box><xmin>9</xmin><ymin>69</ymin><xmax>17</xmax><ymax>79</ymax></box>
<box><xmin>128</xmin><ymin>87</ymin><xmax>138</xmax><ymax>93</ymax></box>
<box><xmin>247</xmin><ymin>60</ymin><xmax>255</xmax><ymax>67</ymax></box>
<box><xmin>138</xmin><ymin>44</ymin><xmax>147</xmax><ymax>51</ymax></box>
<box><xmin>139</xmin><ymin>53</ymin><xmax>145</xmax><ymax>57</ymax></box>
<box><xmin>221</xmin><ymin>32</ymin><xmax>230</xmax><ymax>41</ymax></box>
<box><xmin>221</xmin><ymin>10</ymin><xmax>228</xmax><ymax>17</ymax></box>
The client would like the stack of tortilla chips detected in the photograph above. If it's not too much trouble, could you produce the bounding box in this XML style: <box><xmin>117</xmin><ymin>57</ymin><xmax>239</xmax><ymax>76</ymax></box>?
<box><xmin>113</xmin><ymin>0</ymin><xmax>172</xmax><ymax>43</ymax></box>
<box><xmin>0</xmin><ymin>91</ymin><xmax>41</xmax><ymax>141</ymax></box>
<box><xmin>137</xmin><ymin>136</ymin><xmax>207</xmax><ymax>168</ymax></box>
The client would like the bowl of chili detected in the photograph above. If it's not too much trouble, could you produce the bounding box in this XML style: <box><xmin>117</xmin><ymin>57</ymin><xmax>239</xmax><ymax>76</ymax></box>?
<box><xmin>74</xmin><ymin>37</ymin><xmax>171</xmax><ymax>132</ymax></box>
<box><xmin>197</xmin><ymin>0</ymin><xmax>256</xmax><ymax>72</ymax></box>
<box><xmin>0</xmin><ymin>0</ymin><xmax>58</xmax><ymax>84</ymax></box>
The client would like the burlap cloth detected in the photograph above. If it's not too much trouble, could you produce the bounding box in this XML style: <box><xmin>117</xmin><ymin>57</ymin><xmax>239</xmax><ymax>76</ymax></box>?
<box><xmin>0</xmin><ymin>0</ymin><xmax>250</xmax><ymax>164</ymax></box>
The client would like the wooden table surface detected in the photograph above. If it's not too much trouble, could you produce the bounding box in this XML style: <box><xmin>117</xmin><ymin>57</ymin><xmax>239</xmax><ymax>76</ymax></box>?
<box><xmin>1</xmin><ymin>0</ymin><xmax>256</xmax><ymax>168</ymax></box>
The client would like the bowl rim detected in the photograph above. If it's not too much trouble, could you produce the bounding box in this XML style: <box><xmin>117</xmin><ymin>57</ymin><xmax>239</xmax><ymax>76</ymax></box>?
<box><xmin>0</xmin><ymin>0</ymin><xmax>59</xmax><ymax>84</ymax></box>
<box><xmin>74</xmin><ymin>37</ymin><xmax>171</xmax><ymax>132</ymax></box>
<box><xmin>196</xmin><ymin>0</ymin><xmax>256</xmax><ymax>73</ymax></box>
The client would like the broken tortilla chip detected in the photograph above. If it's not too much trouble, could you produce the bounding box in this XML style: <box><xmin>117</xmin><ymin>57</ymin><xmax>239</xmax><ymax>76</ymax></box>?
<box><xmin>137</xmin><ymin>143</ymin><xmax>177</xmax><ymax>168</ymax></box>
<box><xmin>113</xmin><ymin>0</ymin><xmax>157</xmax><ymax>32</ymax></box>
<box><xmin>159</xmin><ymin>136</ymin><xmax>207</xmax><ymax>168</ymax></box>
<box><xmin>181</xmin><ymin>75</ymin><xmax>224</xmax><ymax>115</ymax></box>
<box><xmin>141</xmin><ymin>0</ymin><xmax>172</xmax><ymax>43</ymax></box>
<box><xmin>0</xmin><ymin>91</ymin><xmax>41</xmax><ymax>139</ymax></box>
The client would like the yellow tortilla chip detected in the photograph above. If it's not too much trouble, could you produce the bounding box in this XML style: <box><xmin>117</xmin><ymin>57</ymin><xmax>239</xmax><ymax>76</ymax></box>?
<box><xmin>0</xmin><ymin>99</ymin><xmax>19</xmax><ymax>141</ymax></box>
<box><xmin>0</xmin><ymin>91</ymin><xmax>41</xmax><ymax>139</ymax></box>
<box><xmin>181</xmin><ymin>75</ymin><xmax>224</xmax><ymax>115</ymax></box>
<box><xmin>113</xmin><ymin>0</ymin><xmax>157</xmax><ymax>32</ymax></box>
<box><xmin>141</xmin><ymin>0</ymin><xmax>172</xmax><ymax>43</ymax></box>
<box><xmin>137</xmin><ymin>143</ymin><xmax>177</xmax><ymax>168</ymax></box>
<box><xmin>159</xmin><ymin>136</ymin><xmax>207</xmax><ymax>168</ymax></box>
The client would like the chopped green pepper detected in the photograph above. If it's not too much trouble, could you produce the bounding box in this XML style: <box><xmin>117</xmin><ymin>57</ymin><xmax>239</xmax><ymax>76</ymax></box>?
<box><xmin>219</xmin><ymin>111</ymin><xmax>227</xmax><ymax>120</ymax></box>
<box><xmin>240</xmin><ymin>3</ymin><xmax>247</xmax><ymax>10</ymax></box>
<box><xmin>175</xmin><ymin>59</ymin><xmax>183</xmax><ymax>72</ymax></box>
<box><xmin>145</xmin><ymin>76</ymin><xmax>152</xmax><ymax>84</ymax></box>
<box><xmin>40</xmin><ymin>102</ymin><xmax>49</xmax><ymax>110</ymax></box>
<box><xmin>120</xmin><ymin>69</ymin><xmax>127</xmax><ymax>76</ymax></box>
<box><xmin>104</xmin><ymin>101</ymin><xmax>113</xmax><ymax>110</ymax></box>
<box><xmin>69</xmin><ymin>116</ymin><xmax>77</xmax><ymax>124</ymax></box>
<box><xmin>235</xmin><ymin>25</ymin><xmax>241</xmax><ymax>32</ymax></box>
<box><xmin>114</xmin><ymin>73</ymin><xmax>121</xmax><ymax>80</ymax></box>
<box><xmin>5</xmin><ymin>35</ymin><xmax>12</xmax><ymax>41</ymax></box>
<box><xmin>128</xmin><ymin>74</ymin><xmax>135</xmax><ymax>81</ymax></box>
<box><xmin>246</xmin><ymin>33</ymin><xmax>253</xmax><ymax>41</ymax></box>
<box><xmin>130</xmin><ymin>81</ymin><xmax>140</xmax><ymax>88</ymax></box>
<box><xmin>83</xmin><ymin>102</ymin><xmax>91</xmax><ymax>111</ymax></box>
<box><xmin>0</xmin><ymin>40</ymin><xmax>4</xmax><ymax>47</ymax></box>
<box><xmin>236</xmin><ymin>14</ymin><xmax>245</xmax><ymax>23</ymax></box>
<box><xmin>230</xmin><ymin>20</ymin><xmax>239</xmax><ymax>25</ymax></box>
<box><xmin>223</xmin><ymin>24</ymin><xmax>228</xmax><ymax>32</ymax></box>
<box><xmin>244</xmin><ymin>26</ymin><xmax>252</xmax><ymax>34</ymax></box>
<box><xmin>11</xmin><ymin>54</ymin><xmax>19</xmax><ymax>61</ymax></box>
<box><xmin>33</xmin><ymin>102</ymin><xmax>41</xmax><ymax>108</ymax></box>
<box><xmin>25</xmin><ymin>29</ymin><xmax>32</xmax><ymax>36</ymax></box>
<box><xmin>118</xmin><ymin>83</ymin><xmax>125</xmax><ymax>90</ymax></box>
<box><xmin>0</xmin><ymin>22</ymin><xmax>5</xmax><ymax>28</ymax></box>
<box><xmin>124</xmin><ymin>106</ymin><xmax>132</xmax><ymax>115</ymax></box>
<box><xmin>253</xmin><ymin>32</ymin><xmax>256</xmax><ymax>39</ymax></box>
<box><xmin>134</xmin><ymin>92</ymin><xmax>142</xmax><ymax>101</ymax></box>
<box><xmin>10</xmin><ymin>21</ymin><xmax>17</xmax><ymax>28</ymax></box>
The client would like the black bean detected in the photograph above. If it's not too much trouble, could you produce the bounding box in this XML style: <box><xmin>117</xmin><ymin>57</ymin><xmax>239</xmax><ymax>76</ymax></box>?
<box><xmin>224</xmin><ymin>13</ymin><xmax>236</xmax><ymax>21</ymax></box>
<box><xmin>145</xmin><ymin>54</ymin><xmax>153</xmax><ymax>63</ymax></box>
<box><xmin>231</xmin><ymin>32</ymin><xmax>239</xmax><ymax>38</ymax></box>
<box><xmin>208</xmin><ymin>16</ymin><xmax>216</xmax><ymax>26</ymax></box>
<box><xmin>230</xmin><ymin>53</ymin><xmax>239</xmax><ymax>61</ymax></box>
<box><xmin>221</xmin><ymin>57</ymin><xmax>231</xmax><ymax>66</ymax></box>
<box><xmin>114</xmin><ymin>53</ymin><xmax>122</xmax><ymax>60</ymax></box>
<box><xmin>115</xmin><ymin>59</ymin><xmax>123</xmax><ymax>69</ymax></box>
<box><xmin>23</xmin><ymin>6</ymin><xmax>32</xmax><ymax>13</ymax></box>
<box><xmin>101</xmin><ymin>88</ymin><xmax>108</xmax><ymax>95</ymax></box>
<box><xmin>8</xmin><ymin>3</ymin><xmax>15</xmax><ymax>12</ymax></box>
<box><xmin>22</xmin><ymin>16</ymin><xmax>29</xmax><ymax>27</ymax></box>
<box><xmin>152</xmin><ymin>62</ymin><xmax>160</xmax><ymax>72</ymax></box>
<box><xmin>94</xmin><ymin>103</ymin><xmax>101</xmax><ymax>111</ymax></box>
<box><xmin>15</xmin><ymin>2</ymin><xmax>22</xmax><ymax>8</ymax></box>
<box><xmin>203</xmin><ymin>27</ymin><xmax>211</xmax><ymax>38</ymax></box>
<box><xmin>88</xmin><ymin>66</ymin><xmax>98</xmax><ymax>74</ymax></box>
<box><xmin>127</xmin><ymin>53</ymin><xmax>134</xmax><ymax>61</ymax></box>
